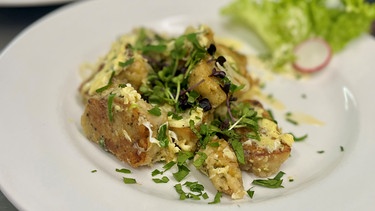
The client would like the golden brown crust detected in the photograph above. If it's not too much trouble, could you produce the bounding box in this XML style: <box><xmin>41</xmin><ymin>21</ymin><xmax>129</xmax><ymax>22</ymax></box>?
<box><xmin>241</xmin><ymin>142</ymin><xmax>291</xmax><ymax>177</ymax></box>
<box><xmin>81</xmin><ymin>96</ymin><xmax>169</xmax><ymax>167</ymax></box>
<box><xmin>195</xmin><ymin>138</ymin><xmax>245</xmax><ymax>199</ymax></box>
<box><xmin>235</xmin><ymin>100</ymin><xmax>293</xmax><ymax>177</ymax></box>
<box><xmin>188</xmin><ymin>60</ymin><xmax>227</xmax><ymax>108</ymax></box>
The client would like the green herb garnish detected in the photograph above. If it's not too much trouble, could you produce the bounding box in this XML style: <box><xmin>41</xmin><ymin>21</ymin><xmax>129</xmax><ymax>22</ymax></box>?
<box><xmin>173</xmin><ymin>165</ymin><xmax>190</xmax><ymax>182</ymax></box>
<box><xmin>98</xmin><ymin>137</ymin><xmax>108</xmax><ymax>151</ymax></box>
<box><xmin>148</xmin><ymin>106</ymin><xmax>161</xmax><ymax>116</ymax></box>
<box><xmin>163</xmin><ymin>161</ymin><xmax>176</xmax><ymax>171</ymax></box>
<box><xmin>157</xmin><ymin>123</ymin><xmax>169</xmax><ymax>148</ymax></box>
<box><xmin>208</xmin><ymin>191</ymin><xmax>222</xmax><ymax>204</ymax></box>
<box><xmin>151</xmin><ymin>161</ymin><xmax>176</xmax><ymax>177</ymax></box>
<box><xmin>95</xmin><ymin>71</ymin><xmax>115</xmax><ymax>93</ymax></box>
<box><xmin>286</xmin><ymin>118</ymin><xmax>298</xmax><ymax>125</ymax></box>
<box><xmin>174</xmin><ymin>181</ymin><xmax>209</xmax><ymax>201</ymax></box>
<box><xmin>177</xmin><ymin>151</ymin><xmax>194</xmax><ymax>166</ymax></box>
<box><xmin>193</xmin><ymin>152</ymin><xmax>207</xmax><ymax>168</ymax></box>
<box><xmin>151</xmin><ymin>169</ymin><xmax>162</xmax><ymax>176</ymax></box>
<box><xmin>107</xmin><ymin>93</ymin><xmax>116</xmax><ymax>122</ymax></box>
<box><xmin>140</xmin><ymin>44</ymin><xmax>167</xmax><ymax>54</ymax></box>
<box><xmin>152</xmin><ymin>176</ymin><xmax>170</xmax><ymax>184</ymax></box>
<box><xmin>252</xmin><ymin>171</ymin><xmax>285</xmax><ymax>188</ymax></box>
<box><xmin>123</xmin><ymin>177</ymin><xmax>137</xmax><ymax>184</ymax></box>
<box><xmin>290</xmin><ymin>133</ymin><xmax>308</xmax><ymax>142</ymax></box>
<box><xmin>246</xmin><ymin>187</ymin><xmax>255</xmax><ymax>198</ymax></box>
<box><xmin>118</xmin><ymin>58</ymin><xmax>134</xmax><ymax>68</ymax></box>
<box><xmin>116</xmin><ymin>168</ymin><xmax>132</xmax><ymax>174</ymax></box>
<box><xmin>230</xmin><ymin>140</ymin><xmax>245</xmax><ymax>164</ymax></box>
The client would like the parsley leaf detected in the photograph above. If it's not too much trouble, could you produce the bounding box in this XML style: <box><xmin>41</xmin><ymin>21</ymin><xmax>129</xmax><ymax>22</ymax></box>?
<box><xmin>193</xmin><ymin>152</ymin><xmax>207</xmax><ymax>168</ymax></box>
<box><xmin>148</xmin><ymin>106</ymin><xmax>161</xmax><ymax>116</ymax></box>
<box><xmin>123</xmin><ymin>177</ymin><xmax>137</xmax><ymax>184</ymax></box>
<box><xmin>290</xmin><ymin>133</ymin><xmax>308</xmax><ymax>142</ymax></box>
<box><xmin>174</xmin><ymin>181</ymin><xmax>209</xmax><ymax>201</ymax></box>
<box><xmin>107</xmin><ymin>93</ymin><xmax>116</xmax><ymax>122</ymax></box>
<box><xmin>157</xmin><ymin>123</ymin><xmax>169</xmax><ymax>148</ymax></box>
<box><xmin>208</xmin><ymin>192</ymin><xmax>222</xmax><ymax>204</ymax></box>
<box><xmin>173</xmin><ymin>165</ymin><xmax>190</xmax><ymax>182</ymax></box>
<box><xmin>246</xmin><ymin>187</ymin><xmax>255</xmax><ymax>198</ymax></box>
<box><xmin>118</xmin><ymin>58</ymin><xmax>134</xmax><ymax>68</ymax></box>
<box><xmin>252</xmin><ymin>171</ymin><xmax>285</xmax><ymax>188</ymax></box>
<box><xmin>95</xmin><ymin>71</ymin><xmax>115</xmax><ymax>93</ymax></box>
<box><xmin>152</xmin><ymin>176</ymin><xmax>170</xmax><ymax>183</ymax></box>
<box><xmin>230</xmin><ymin>140</ymin><xmax>245</xmax><ymax>164</ymax></box>
<box><xmin>177</xmin><ymin>151</ymin><xmax>194</xmax><ymax>166</ymax></box>
<box><xmin>115</xmin><ymin>168</ymin><xmax>131</xmax><ymax>174</ymax></box>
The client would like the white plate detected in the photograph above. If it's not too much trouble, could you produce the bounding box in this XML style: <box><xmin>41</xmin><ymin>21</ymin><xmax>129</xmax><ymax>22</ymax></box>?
<box><xmin>0</xmin><ymin>0</ymin><xmax>374</xmax><ymax>210</ymax></box>
<box><xmin>0</xmin><ymin>0</ymin><xmax>73</xmax><ymax>7</ymax></box>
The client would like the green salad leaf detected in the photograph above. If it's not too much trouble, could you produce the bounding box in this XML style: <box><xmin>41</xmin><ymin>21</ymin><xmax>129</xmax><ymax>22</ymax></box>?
<box><xmin>221</xmin><ymin>0</ymin><xmax>375</xmax><ymax>72</ymax></box>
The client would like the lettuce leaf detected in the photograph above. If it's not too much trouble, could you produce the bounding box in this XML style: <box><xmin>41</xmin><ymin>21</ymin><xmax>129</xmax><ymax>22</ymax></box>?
<box><xmin>221</xmin><ymin>0</ymin><xmax>375</xmax><ymax>72</ymax></box>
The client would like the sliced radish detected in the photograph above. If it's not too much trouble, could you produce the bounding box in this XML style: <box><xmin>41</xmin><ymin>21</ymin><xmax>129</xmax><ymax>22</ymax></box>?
<box><xmin>292</xmin><ymin>38</ymin><xmax>332</xmax><ymax>73</ymax></box>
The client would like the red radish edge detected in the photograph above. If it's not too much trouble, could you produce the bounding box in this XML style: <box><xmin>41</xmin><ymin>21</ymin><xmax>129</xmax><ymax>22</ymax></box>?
<box><xmin>292</xmin><ymin>38</ymin><xmax>332</xmax><ymax>73</ymax></box>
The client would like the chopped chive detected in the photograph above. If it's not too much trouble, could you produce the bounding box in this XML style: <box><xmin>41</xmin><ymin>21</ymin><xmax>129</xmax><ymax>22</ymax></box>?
<box><xmin>151</xmin><ymin>169</ymin><xmax>162</xmax><ymax>176</ymax></box>
<box><xmin>193</xmin><ymin>152</ymin><xmax>207</xmax><ymax>168</ymax></box>
<box><xmin>123</xmin><ymin>177</ymin><xmax>137</xmax><ymax>184</ymax></box>
<box><xmin>163</xmin><ymin>161</ymin><xmax>176</xmax><ymax>171</ymax></box>
<box><xmin>107</xmin><ymin>93</ymin><xmax>116</xmax><ymax>122</ymax></box>
<box><xmin>174</xmin><ymin>184</ymin><xmax>187</xmax><ymax>200</ymax></box>
<box><xmin>116</xmin><ymin>168</ymin><xmax>131</xmax><ymax>174</ymax></box>
<box><xmin>96</xmin><ymin>71</ymin><xmax>115</xmax><ymax>93</ymax></box>
<box><xmin>177</xmin><ymin>151</ymin><xmax>194</xmax><ymax>166</ymax></box>
<box><xmin>152</xmin><ymin>176</ymin><xmax>169</xmax><ymax>183</ymax></box>
<box><xmin>246</xmin><ymin>187</ymin><xmax>255</xmax><ymax>198</ymax></box>
<box><xmin>148</xmin><ymin>106</ymin><xmax>161</xmax><ymax>116</ymax></box>
<box><xmin>173</xmin><ymin>165</ymin><xmax>190</xmax><ymax>182</ymax></box>
<box><xmin>230</xmin><ymin>140</ymin><xmax>245</xmax><ymax>164</ymax></box>
<box><xmin>286</xmin><ymin>118</ymin><xmax>298</xmax><ymax>125</ymax></box>
<box><xmin>208</xmin><ymin>192</ymin><xmax>222</xmax><ymax>204</ymax></box>
<box><xmin>118</xmin><ymin>58</ymin><xmax>134</xmax><ymax>67</ymax></box>
<box><xmin>340</xmin><ymin>146</ymin><xmax>344</xmax><ymax>152</ymax></box>
<box><xmin>252</xmin><ymin>171</ymin><xmax>285</xmax><ymax>188</ymax></box>
<box><xmin>290</xmin><ymin>133</ymin><xmax>308</xmax><ymax>142</ymax></box>
<box><xmin>157</xmin><ymin>123</ymin><xmax>169</xmax><ymax>148</ymax></box>
<box><xmin>141</xmin><ymin>44</ymin><xmax>167</xmax><ymax>53</ymax></box>
<box><xmin>91</xmin><ymin>170</ymin><xmax>97</xmax><ymax>173</ymax></box>
<box><xmin>317</xmin><ymin>150</ymin><xmax>325</xmax><ymax>154</ymax></box>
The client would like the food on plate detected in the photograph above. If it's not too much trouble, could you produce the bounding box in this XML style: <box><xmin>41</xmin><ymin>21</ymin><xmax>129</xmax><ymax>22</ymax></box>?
<box><xmin>79</xmin><ymin>25</ymin><xmax>294</xmax><ymax>199</ymax></box>
<box><xmin>221</xmin><ymin>0</ymin><xmax>375</xmax><ymax>73</ymax></box>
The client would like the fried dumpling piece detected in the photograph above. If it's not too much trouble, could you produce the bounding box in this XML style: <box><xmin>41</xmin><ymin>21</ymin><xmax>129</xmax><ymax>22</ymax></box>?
<box><xmin>236</xmin><ymin>100</ymin><xmax>294</xmax><ymax>177</ymax></box>
<box><xmin>194</xmin><ymin>138</ymin><xmax>245</xmax><ymax>199</ymax></box>
<box><xmin>241</xmin><ymin>130</ymin><xmax>292</xmax><ymax>178</ymax></box>
<box><xmin>79</xmin><ymin>52</ymin><xmax>152</xmax><ymax>103</ymax></box>
<box><xmin>81</xmin><ymin>85</ymin><xmax>178</xmax><ymax>167</ymax></box>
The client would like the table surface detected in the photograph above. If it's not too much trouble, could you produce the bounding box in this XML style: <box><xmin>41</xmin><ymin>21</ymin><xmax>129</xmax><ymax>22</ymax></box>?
<box><xmin>0</xmin><ymin>1</ymin><xmax>374</xmax><ymax>211</ymax></box>
<box><xmin>0</xmin><ymin>4</ymin><xmax>68</xmax><ymax>210</ymax></box>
